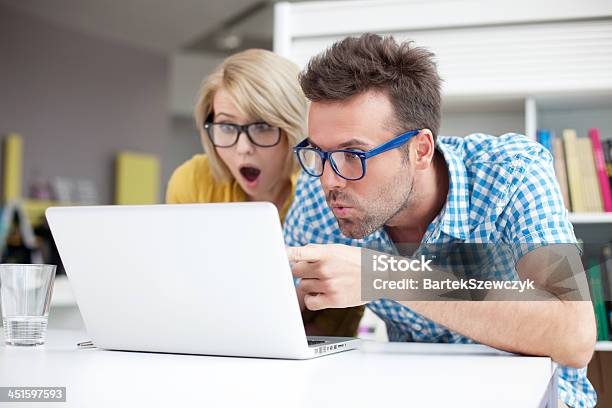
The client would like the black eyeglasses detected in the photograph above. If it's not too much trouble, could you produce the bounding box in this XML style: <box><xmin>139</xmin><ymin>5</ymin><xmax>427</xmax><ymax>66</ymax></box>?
<box><xmin>294</xmin><ymin>129</ymin><xmax>420</xmax><ymax>181</ymax></box>
<box><xmin>204</xmin><ymin>122</ymin><xmax>282</xmax><ymax>148</ymax></box>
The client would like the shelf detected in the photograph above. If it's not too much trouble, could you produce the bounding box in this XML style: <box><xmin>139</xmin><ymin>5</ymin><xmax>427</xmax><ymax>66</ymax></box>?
<box><xmin>442</xmin><ymin>94</ymin><xmax>525</xmax><ymax>114</ymax></box>
<box><xmin>568</xmin><ymin>213</ymin><xmax>612</xmax><ymax>224</ymax></box>
<box><xmin>534</xmin><ymin>91</ymin><xmax>612</xmax><ymax>112</ymax></box>
<box><xmin>595</xmin><ymin>341</ymin><xmax>612</xmax><ymax>352</ymax></box>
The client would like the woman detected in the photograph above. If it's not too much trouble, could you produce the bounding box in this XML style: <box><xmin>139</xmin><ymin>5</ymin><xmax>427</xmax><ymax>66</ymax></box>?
<box><xmin>166</xmin><ymin>49</ymin><xmax>302</xmax><ymax>220</ymax></box>
<box><xmin>166</xmin><ymin>49</ymin><xmax>363</xmax><ymax>337</ymax></box>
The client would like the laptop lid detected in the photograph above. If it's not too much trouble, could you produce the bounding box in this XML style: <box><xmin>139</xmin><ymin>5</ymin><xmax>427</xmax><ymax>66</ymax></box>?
<box><xmin>46</xmin><ymin>202</ymin><xmax>311</xmax><ymax>358</ymax></box>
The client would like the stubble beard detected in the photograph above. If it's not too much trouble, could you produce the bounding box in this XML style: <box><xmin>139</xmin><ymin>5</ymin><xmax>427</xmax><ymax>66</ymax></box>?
<box><xmin>327</xmin><ymin>170</ymin><xmax>415</xmax><ymax>239</ymax></box>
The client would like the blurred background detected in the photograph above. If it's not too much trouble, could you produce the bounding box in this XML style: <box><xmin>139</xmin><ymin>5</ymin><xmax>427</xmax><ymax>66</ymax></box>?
<box><xmin>1</xmin><ymin>0</ymin><xmax>612</xmax><ymax>402</ymax></box>
<box><xmin>0</xmin><ymin>0</ymin><xmax>285</xmax><ymax>209</ymax></box>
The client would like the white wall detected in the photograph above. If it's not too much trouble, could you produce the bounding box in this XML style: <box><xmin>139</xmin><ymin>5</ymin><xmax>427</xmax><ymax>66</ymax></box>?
<box><xmin>162</xmin><ymin>52</ymin><xmax>226</xmax><ymax>195</ymax></box>
<box><xmin>169</xmin><ymin>52</ymin><xmax>225</xmax><ymax>117</ymax></box>
<box><xmin>0</xmin><ymin>4</ymin><xmax>169</xmax><ymax>204</ymax></box>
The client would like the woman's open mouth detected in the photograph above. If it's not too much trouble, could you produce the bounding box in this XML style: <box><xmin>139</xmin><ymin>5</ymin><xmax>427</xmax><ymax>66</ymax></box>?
<box><xmin>239</xmin><ymin>165</ymin><xmax>261</xmax><ymax>187</ymax></box>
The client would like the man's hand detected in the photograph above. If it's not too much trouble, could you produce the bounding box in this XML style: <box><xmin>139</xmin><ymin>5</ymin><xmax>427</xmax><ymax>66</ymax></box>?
<box><xmin>287</xmin><ymin>244</ymin><xmax>366</xmax><ymax>311</ymax></box>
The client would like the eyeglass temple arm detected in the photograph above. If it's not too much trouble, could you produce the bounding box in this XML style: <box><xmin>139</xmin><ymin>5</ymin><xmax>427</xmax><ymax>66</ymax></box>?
<box><xmin>295</xmin><ymin>139</ymin><xmax>310</xmax><ymax>149</ymax></box>
<box><xmin>363</xmin><ymin>130</ymin><xmax>420</xmax><ymax>159</ymax></box>
<box><xmin>294</xmin><ymin>130</ymin><xmax>420</xmax><ymax>158</ymax></box>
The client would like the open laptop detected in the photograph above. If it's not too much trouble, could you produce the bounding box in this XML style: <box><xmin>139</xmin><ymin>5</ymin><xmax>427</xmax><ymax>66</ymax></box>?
<box><xmin>46</xmin><ymin>202</ymin><xmax>359</xmax><ymax>359</ymax></box>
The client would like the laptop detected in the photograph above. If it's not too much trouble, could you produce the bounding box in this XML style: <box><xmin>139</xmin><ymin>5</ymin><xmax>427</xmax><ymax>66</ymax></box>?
<box><xmin>46</xmin><ymin>202</ymin><xmax>359</xmax><ymax>359</ymax></box>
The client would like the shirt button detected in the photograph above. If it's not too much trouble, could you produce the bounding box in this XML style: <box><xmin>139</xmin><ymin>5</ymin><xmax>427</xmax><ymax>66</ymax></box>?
<box><xmin>411</xmin><ymin>323</ymin><xmax>422</xmax><ymax>331</ymax></box>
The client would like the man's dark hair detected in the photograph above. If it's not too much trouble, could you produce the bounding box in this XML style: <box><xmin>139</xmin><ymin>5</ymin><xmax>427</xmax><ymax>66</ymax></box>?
<box><xmin>299</xmin><ymin>33</ymin><xmax>442</xmax><ymax>141</ymax></box>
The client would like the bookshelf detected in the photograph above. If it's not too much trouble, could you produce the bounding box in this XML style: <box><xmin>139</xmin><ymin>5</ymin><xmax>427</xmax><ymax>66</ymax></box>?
<box><xmin>571</xmin><ymin>213</ymin><xmax>612</xmax><ymax>244</ymax></box>
<box><xmin>569</xmin><ymin>213</ymin><xmax>612</xmax><ymax>224</ymax></box>
<box><xmin>570</xmin><ymin>211</ymin><xmax>612</xmax><ymax>352</ymax></box>
<box><xmin>595</xmin><ymin>341</ymin><xmax>612</xmax><ymax>352</ymax></box>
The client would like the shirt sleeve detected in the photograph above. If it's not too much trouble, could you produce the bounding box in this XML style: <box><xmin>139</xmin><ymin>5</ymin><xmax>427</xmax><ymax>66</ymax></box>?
<box><xmin>501</xmin><ymin>146</ymin><xmax>578</xmax><ymax>261</ymax></box>
<box><xmin>283</xmin><ymin>188</ymin><xmax>306</xmax><ymax>246</ymax></box>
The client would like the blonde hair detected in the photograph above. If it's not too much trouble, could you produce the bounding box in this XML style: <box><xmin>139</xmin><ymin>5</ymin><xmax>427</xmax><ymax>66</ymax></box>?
<box><xmin>194</xmin><ymin>49</ymin><xmax>308</xmax><ymax>182</ymax></box>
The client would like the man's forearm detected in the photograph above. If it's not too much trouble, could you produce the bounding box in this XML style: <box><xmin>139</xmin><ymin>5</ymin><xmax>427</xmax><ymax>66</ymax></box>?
<box><xmin>400</xmin><ymin>299</ymin><xmax>596</xmax><ymax>368</ymax></box>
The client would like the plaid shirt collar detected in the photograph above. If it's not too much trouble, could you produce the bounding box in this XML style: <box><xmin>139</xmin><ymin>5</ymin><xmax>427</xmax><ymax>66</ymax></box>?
<box><xmin>425</xmin><ymin>142</ymin><xmax>471</xmax><ymax>242</ymax></box>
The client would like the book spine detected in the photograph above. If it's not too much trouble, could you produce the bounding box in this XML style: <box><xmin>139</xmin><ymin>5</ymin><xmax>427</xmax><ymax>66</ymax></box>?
<box><xmin>603</xmin><ymin>140</ymin><xmax>612</xmax><ymax>196</ymax></box>
<box><xmin>3</xmin><ymin>133</ymin><xmax>23</xmax><ymax>202</ymax></box>
<box><xmin>588</xmin><ymin>257</ymin><xmax>610</xmax><ymax>341</ymax></box>
<box><xmin>537</xmin><ymin>129</ymin><xmax>552</xmax><ymax>153</ymax></box>
<box><xmin>563</xmin><ymin>130</ymin><xmax>584</xmax><ymax>212</ymax></box>
<box><xmin>602</xmin><ymin>245</ymin><xmax>612</xmax><ymax>339</ymax></box>
<box><xmin>589</xmin><ymin>128</ymin><xmax>612</xmax><ymax>212</ymax></box>
<box><xmin>552</xmin><ymin>136</ymin><xmax>571</xmax><ymax>211</ymax></box>
<box><xmin>577</xmin><ymin>137</ymin><xmax>603</xmax><ymax>212</ymax></box>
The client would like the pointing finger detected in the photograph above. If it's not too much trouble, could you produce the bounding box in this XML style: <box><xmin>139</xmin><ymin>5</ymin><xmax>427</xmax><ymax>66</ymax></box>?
<box><xmin>286</xmin><ymin>244</ymin><xmax>325</xmax><ymax>263</ymax></box>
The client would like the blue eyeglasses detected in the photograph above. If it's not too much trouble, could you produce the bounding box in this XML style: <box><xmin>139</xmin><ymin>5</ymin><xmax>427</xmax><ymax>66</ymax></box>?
<box><xmin>294</xmin><ymin>129</ymin><xmax>420</xmax><ymax>181</ymax></box>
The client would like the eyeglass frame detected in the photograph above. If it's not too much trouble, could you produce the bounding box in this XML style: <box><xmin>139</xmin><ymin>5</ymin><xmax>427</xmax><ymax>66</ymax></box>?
<box><xmin>203</xmin><ymin>121</ymin><xmax>282</xmax><ymax>148</ymax></box>
<box><xmin>293</xmin><ymin>129</ymin><xmax>421</xmax><ymax>181</ymax></box>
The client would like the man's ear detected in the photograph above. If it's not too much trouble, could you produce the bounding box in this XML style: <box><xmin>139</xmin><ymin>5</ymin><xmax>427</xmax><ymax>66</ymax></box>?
<box><xmin>411</xmin><ymin>129</ymin><xmax>435</xmax><ymax>170</ymax></box>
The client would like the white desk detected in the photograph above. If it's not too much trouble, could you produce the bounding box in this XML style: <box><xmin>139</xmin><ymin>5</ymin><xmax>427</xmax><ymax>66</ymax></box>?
<box><xmin>0</xmin><ymin>329</ymin><xmax>558</xmax><ymax>408</ymax></box>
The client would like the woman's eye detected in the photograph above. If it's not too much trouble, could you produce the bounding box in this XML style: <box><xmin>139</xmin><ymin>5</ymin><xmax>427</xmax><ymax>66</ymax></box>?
<box><xmin>252</xmin><ymin>123</ymin><xmax>272</xmax><ymax>131</ymax></box>
<box><xmin>218</xmin><ymin>124</ymin><xmax>235</xmax><ymax>133</ymax></box>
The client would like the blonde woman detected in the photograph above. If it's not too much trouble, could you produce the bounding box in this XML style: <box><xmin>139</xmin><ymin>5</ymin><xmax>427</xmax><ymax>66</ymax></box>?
<box><xmin>166</xmin><ymin>49</ymin><xmax>363</xmax><ymax>337</ymax></box>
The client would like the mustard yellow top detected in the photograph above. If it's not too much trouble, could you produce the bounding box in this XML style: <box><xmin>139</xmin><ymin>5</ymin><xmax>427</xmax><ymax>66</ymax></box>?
<box><xmin>166</xmin><ymin>154</ymin><xmax>297</xmax><ymax>223</ymax></box>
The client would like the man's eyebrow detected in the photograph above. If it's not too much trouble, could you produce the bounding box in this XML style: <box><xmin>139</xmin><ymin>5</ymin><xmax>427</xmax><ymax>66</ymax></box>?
<box><xmin>307</xmin><ymin>138</ymin><xmax>321</xmax><ymax>149</ymax></box>
<box><xmin>307</xmin><ymin>138</ymin><xmax>372</xmax><ymax>150</ymax></box>
<box><xmin>337</xmin><ymin>138</ymin><xmax>372</xmax><ymax>149</ymax></box>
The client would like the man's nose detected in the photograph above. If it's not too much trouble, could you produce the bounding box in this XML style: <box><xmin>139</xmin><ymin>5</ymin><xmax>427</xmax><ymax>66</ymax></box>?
<box><xmin>320</xmin><ymin>160</ymin><xmax>346</xmax><ymax>190</ymax></box>
<box><xmin>234</xmin><ymin>130</ymin><xmax>255</xmax><ymax>155</ymax></box>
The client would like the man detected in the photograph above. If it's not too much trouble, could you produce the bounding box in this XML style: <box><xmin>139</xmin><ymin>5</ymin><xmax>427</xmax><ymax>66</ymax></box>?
<box><xmin>284</xmin><ymin>34</ymin><xmax>596</xmax><ymax>407</ymax></box>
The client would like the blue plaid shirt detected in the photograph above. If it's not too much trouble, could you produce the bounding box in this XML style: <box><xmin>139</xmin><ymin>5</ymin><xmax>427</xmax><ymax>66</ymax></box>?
<box><xmin>284</xmin><ymin>133</ymin><xmax>596</xmax><ymax>407</ymax></box>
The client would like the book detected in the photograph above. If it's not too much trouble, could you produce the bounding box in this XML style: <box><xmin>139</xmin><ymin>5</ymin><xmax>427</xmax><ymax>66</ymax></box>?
<box><xmin>603</xmin><ymin>139</ymin><xmax>612</xmax><ymax>193</ymax></box>
<box><xmin>563</xmin><ymin>130</ymin><xmax>585</xmax><ymax>212</ymax></box>
<box><xmin>602</xmin><ymin>245</ymin><xmax>612</xmax><ymax>337</ymax></box>
<box><xmin>536</xmin><ymin>129</ymin><xmax>553</xmax><ymax>153</ymax></box>
<box><xmin>552</xmin><ymin>135</ymin><xmax>571</xmax><ymax>211</ymax></box>
<box><xmin>3</xmin><ymin>133</ymin><xmax>23</xmax><ymax>202</ymax></box>
<box><xmin>576</xmin><ymin>136</ymin><xmax>603</xmax><ymax>212</ymax></box>
<box><xmin>587</xmin><ymin>257</ymin><xmax>610</xmax><ymax>341</ymax></box>
<box><xmin>115</xmin><ymin>152</ymin><xmax>160</xmax><ymax>205</ymax></box>
<box><xmin>589</xmin><ymin>128</ymin><xmax>612</xmax><ymax>212</ymax></box>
